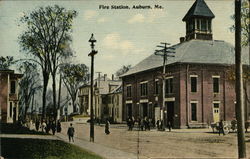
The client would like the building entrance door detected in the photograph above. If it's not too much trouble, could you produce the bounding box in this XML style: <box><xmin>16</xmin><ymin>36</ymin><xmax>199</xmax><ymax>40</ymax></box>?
<box><xmin>126</xmin><ymin>104</ymin><xmax>132</xmax><ymax>118</ymax></box>
<box><xmin>213</xmin><ymin>103</ymin><xmax>220</xmax><ymax>123</ymax></box>
<box><xmin>13</xmin><ymin>107</ymin><xmax>16</xmax><ymax>122</ymax></box>
<box><xmin>142</xmin><ymin>103</ymin><xmax>148</xmax><ymax>118</ymax></box>
<box><xmin>166</xmin><ymin>102</ymin><xmax>174</xmax><ymax>126</ymax></box>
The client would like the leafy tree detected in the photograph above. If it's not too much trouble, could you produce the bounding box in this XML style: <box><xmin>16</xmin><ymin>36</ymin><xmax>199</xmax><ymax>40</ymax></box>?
<box><xmin>60</xmin><ymin>63</ymin><xmax>89</xmax><ymax>113</ymax></box>
<box><xmin>18</xmin><ymin>61</ymin><xmax>42</xmax><ymax>120</ymax></box>
<box><xmin>226</xmin><ymin>66</ymin><xmax>250</xmax><ymax>105</ymax></box>
<box><xmin>115</xmin><ymin>65</ymin><xmax>132</xmax><ymax>77</ymax></box>
<box><xmin>0</xmin><ymin>56</ymin><xmax>15</xmax><ymax>69</ymax></box>
<box><xmin>230</xmin><ymin>0</ymin><xmax>249</xmax><ymax>46</ymax></box>
<box><xmin>19</xmin><ymin>5</ymin><xmax>77</xmax><ymax>121</ymax></box>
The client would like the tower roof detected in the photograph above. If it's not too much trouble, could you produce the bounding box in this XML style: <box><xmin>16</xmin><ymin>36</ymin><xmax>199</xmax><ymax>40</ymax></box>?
<box><xmin>182</xmin><ymin>0</ymin><xmax>215</xmax><ymax>21</ymax></box>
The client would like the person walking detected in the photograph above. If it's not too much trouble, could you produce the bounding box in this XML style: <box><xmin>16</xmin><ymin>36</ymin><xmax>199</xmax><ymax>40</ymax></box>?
<box><xmin>105</xmin><ymin>119</ymin><xmax>110</xmax><ymax>135</ymax></box>
<box><xmin>219</xmin><ymin>120</ymin><xmax>225</xmax><ymax>136</ymax></box>
<box><xmin>67</xmin><ymin>123</ymin><xmax>75</xmax><ymax>142</ymax></box>
<box><xmin>57</xmin><ymin>120</ymin><xmax>62</xmax><ymax>133</ymax></box>
<box><xmin>131</xmin><ymin>116</ymin><xmax>135</xmax><ymax>131</ymax></box>
<box><xmin>167</xmin><ymin>120</ymin><xmax>172</xmax><ymax>132</ymax></box>
<box><xmin>35</xmin><ymin>120</ymin><xmax>40</xmax><ymax>131</ymax></box>
<box><xmin>41</xmin><ymin>120</ymin><xmax>46</xmax><ymax>132</ymax></box>
<box><xmin>51</xmin><ymin>121</ymin><xmax>56</xmax><ymax>135</ymax></box>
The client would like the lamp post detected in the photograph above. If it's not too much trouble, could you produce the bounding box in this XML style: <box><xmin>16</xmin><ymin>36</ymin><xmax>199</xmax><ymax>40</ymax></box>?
<box><xmin>88</xmin><ymin>33</ymin><xmax>98</xmax><ymax>142</ymax></box>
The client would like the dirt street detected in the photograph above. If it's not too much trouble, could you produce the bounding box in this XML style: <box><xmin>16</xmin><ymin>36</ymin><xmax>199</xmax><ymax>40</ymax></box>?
<box><xmin>61</xmin><ymin>122</ymin><xmax>250</xmax><ymax>158</ymax></box>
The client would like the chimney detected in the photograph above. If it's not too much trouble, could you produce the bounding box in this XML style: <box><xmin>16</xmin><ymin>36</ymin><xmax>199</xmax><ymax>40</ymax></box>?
<box><xmin>112</xmin><ymin>74</ymin><xmax>114</xmax><ymax>81</ymax></box>
<box><xmin>180</xmin><ymin>37</ymin><xmax>185</xmax><ymax>43</ymax></box>
<box><xmin>104</xmin><ymin>74</ymin><xmax>107</xmax><ymax>81</ymax></box>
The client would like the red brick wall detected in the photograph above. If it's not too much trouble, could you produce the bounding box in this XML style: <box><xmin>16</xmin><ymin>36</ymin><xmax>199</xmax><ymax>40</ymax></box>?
<box><xmin>122</xmin><ymin>63</ymin><xmax>248</xmax><ymax>128</ymax></box>
<box><xmin>0</xmin><ymin>73</ymin><xmax>8</xmax><ymax>122</ymax></box>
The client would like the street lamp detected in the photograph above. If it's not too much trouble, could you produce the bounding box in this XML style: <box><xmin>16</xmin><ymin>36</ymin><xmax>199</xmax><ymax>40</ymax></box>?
<box><xmin>88</xmin><ymin>33</ymin><xmax>98</xmax><ymax>142</ymax></box>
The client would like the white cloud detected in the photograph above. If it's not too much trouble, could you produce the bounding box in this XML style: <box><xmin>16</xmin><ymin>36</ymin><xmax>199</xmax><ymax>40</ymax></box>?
<box><xmin>147</xmin><ymin>10</ymin><xmax>166</xmax><ymax>22</ymax></box>
<box><xmin>102</xmin><ymin>33</ymin><xmax>120</xmax><ymax>49</ymax></box>
<box><xmin>102</xmin><ymin>33</ymin><xmax>144</xmax><ymax>55</ymax></box>
<box><xmin>84</xmin><ymin>10</ymin><xmax>97</xmax><ymax>20</ymax></box>
<box><xmin>128</xmin><ymin>14</ymin><xmax>145</xmax><ymax>24</ymax></box>
<box><xmin>128</xmin><ymin>10</ymin><xmax>167</xmax><ymax>24</ymax></box>
<box><xmin>97</xmin><ymin>17</ymin><xmax>107</xmax><ymax>23</ymax></box>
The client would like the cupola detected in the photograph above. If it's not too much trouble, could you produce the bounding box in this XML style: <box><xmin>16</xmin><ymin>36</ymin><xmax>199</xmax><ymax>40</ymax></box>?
<box><xmin>182</xmin><ymin>0</ymin><xmax>215</xmax><ymax>41</ymax></box>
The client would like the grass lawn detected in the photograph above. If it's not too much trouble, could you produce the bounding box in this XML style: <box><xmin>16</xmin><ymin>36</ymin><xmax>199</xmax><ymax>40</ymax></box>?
<box><xmin>1</xmin><ymin>138</ymin><xmax>103</xmax><ymax>159</ymax></box>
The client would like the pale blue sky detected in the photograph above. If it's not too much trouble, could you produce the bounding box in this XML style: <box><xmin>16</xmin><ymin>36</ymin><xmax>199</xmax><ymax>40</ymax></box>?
<box><xmin>0</xmin><ymin>0</ymin><xmax>234</xmax><ymax>78</ymax></box>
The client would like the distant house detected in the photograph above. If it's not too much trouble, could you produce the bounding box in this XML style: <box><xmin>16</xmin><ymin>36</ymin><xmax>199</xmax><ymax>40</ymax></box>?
<box><xmin>78</xmin><ymin>74</ymin><xmax>122</xmax><ymax>121</ymax></box>
<box><xmin>0</xmin><ymin>68</ymin><xmax>23</xmax><ymax>123</ymax></box>
<box><xmin>107</xmin><ymin>84</ymin><xmax>123</xmax><ymax>123</ymax></box>
<box><xmin>121</xmin><ymin>0</ymin><xmax>250</xmax><ymax>128</ymax></box>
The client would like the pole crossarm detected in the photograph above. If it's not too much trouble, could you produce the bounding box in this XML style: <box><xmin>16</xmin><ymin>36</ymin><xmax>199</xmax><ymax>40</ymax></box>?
<box><xmin>154</xmin><ymin>42</ymin><xmax>175</xmax><ymax>131</ymax></box>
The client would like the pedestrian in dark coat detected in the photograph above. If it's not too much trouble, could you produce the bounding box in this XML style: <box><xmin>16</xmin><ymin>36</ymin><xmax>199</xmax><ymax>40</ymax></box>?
<box><xmin>218</xmin><ymin>120</ymin><xmax>225</xmax><ymax>136</ymax></box>
<box><xmin>51</xmin><ymin>121</ymin><xmax>56</xmax><ymax>135</ymax></box>
<box><xmin>131</xmin><ymin>117</ymin><xmax>135</xmax><ymax>131</ymax></box>
<box><xmin>167</xmin><ymin>120</ymin><xmax>172</xmax><ymax>132</ymax></box>
<box><xmin>45</xmin><ymin>121</ymin><xmax>51</xmax><ymax>133</ymax></box>
<box><xmin>105</xmin><ymin>120</ymin><xmax>110</xmax><ymax>135</ymax></box>
<box><xmin>138</xmin><ymin>118</ymin><xmax>141</xmax><ymax>130</ymax></box>
<box><xmin>156</xmin><ymin>119</ymin><xmax>160</xmax><ymax>130</ymax></box>
<box><xmin>67</xmin><ymin>123</ymin><xmax>75</xmax><ymax>142</ymax></box>
<box><xmin>35</xmin><ymin>120</ymin><xmax>40</xmax><ymax>131</ymax></box>
<box><xmin>57</xmin><ymin>120</ymin><xmax>62</xmax><ymax>132</ymax></box>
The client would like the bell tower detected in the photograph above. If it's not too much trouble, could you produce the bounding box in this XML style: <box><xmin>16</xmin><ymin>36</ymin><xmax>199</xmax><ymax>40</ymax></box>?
<box><xmin>182</xmin><ymin>0</ymin><xmax>215</xmax><ymax>41</ymax></box>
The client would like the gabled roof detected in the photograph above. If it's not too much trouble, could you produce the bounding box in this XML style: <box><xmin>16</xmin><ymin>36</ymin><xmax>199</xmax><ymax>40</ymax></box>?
<box><xmin>182</xmin><ymin>0</ymin><xmax>215</xmax><ymax>21</ymax></box>
<box><xmin>121</xmin><ymin>39</ymin><xmax>249</xmax><ymax>77</ymax></box>
<box><xmin>109</xmin><ymin>84</ymin><xmax>122</xmax><ymax>94</ymax></box>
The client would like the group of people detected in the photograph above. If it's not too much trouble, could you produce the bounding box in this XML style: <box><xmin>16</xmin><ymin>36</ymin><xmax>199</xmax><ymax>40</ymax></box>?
<box><xmin>38</xmin><ymin>120</ymin><xmax>62</xmax><ymax>135</ymax></box>
<box><xmin>138</xmin><ymin>117</ymin><xmax>151</xmax><ymax>131</ymax></box>
<box><xmin>156</xmin><ymin>119</ymin><xmax>172</xmax><ymax>132</ymax></box>
<box><xmin>127</xmin><ymin>117</ymin><xmax>135</xmax><ymax>131</ymax></box>
<box><xmin>127</xmin><ymin>116</ymin><xmax>153</xmax><ymax>131</ymax></box>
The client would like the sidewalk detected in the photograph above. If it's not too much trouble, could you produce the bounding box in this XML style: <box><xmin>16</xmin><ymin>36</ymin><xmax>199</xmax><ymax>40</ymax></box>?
<box><xmin>55</xmin><ymin>133</ymin><xmax>139</xmax><ymax>159</ymax></box>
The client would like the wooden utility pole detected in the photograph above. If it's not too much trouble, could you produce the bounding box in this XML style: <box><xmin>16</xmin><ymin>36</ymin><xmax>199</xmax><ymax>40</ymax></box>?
<box><xmin>88</xmin><ymin>33</ymin><xmax>98</xmax><ymax>142</ymax></box>
<box><xmin>155</xmin><ymin>42</ymin><xmax>175</xmax><ymax>130</ymax></box>
<box><xmin>235</xmin><ymin>0</ymin><xmax>247</xmax><ymax>158</ymax></box>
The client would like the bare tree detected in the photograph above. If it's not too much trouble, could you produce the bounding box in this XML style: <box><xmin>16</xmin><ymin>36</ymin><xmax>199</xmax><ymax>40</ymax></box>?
<box><xmin>115</xmin><ymin>65</ymin><xmax>132</xmax><ymax>77</ymax></box>
<box><xmin>19</xmin><ymin>5</ymin><xmax>77</xmax><ymax>121</ymax></box>
<box><xmin>18</xmin><ymin>61</ymin><xmax>42</xmax><ymax>120</ymax></box>
<box><xmin>0</xmin><ymin>56</ymin><xmax>15</xmax><ymax>69</ymax></box>
<box><xmin>60</xmin><ymin>63</ymin><xmax>89</xmax><ymax>113</ymax></box>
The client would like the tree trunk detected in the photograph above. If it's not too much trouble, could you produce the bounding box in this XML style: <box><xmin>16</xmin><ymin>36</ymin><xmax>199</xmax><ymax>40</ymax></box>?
<box><xmin>57</xmin><ymin>74</ymin><xmax>62</xmax><ymax>119</ymax></box>
<box><xmin>72</xmin><ymin>99</ymin><xmax>76</xmax><ymax>113</ymax></box>
<box><xmin>41</xmin><ymin>72</ymin><xmax>49</xmax><ymax>123</ymax></box>
<box><xmin>52</xmin><ymin>73</ymin><xmax>57</xmax><ymax>121</ymax></box>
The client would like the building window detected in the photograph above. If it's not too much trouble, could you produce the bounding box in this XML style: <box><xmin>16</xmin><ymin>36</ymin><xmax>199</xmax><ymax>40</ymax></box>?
<box><xmin>117</xmin><ymin>108</ymin><xmax>119</xmax><ymax>118</ymax></box>
<box><xmin>201</xmin><ymin>19</ymin><xmax>207</xmax><ymax>31</ymax></box>
<box><xmin>190</xmin><ymin>76</ymin><xmax>197</xmax><ymax>92</ymax></box>
<box><xmin>155</xmin><ymin>80</ymin><xmax>159</xmax><ymax>95</ymax></box>
<box><xmin>214</xmin><ymin>103</ymin><xmax>219</xmax><ymax>112</ymax></box>
<box><xmin>191</xmin><ymin>102</ymin><xmax>197</xmax><ymax>121</ymax></box>
<box><xmin>208</xmin><ymin>20</ymin><xmax>211</xmax><ymax>31</ymax></box>
<box><xmin>165</xmin><ymin>77</ymin><xmax>173</xmax><ymax>94</ymax></box>
<box><xmin>140</xmin><ymin>82</ymin><xmax>148</xmax><ymax>96</ymax></box>
<box><xmin>9</xmin><ymin>102</ymin><xmax>12</xmax><ymax>118</ymax></box>
<box><xmin>213</xmin><ymin>77</ymin><xmax>220</xmax><ymax>93</ymax></box>
<box><xmin>108</xmin><ymin>96</ymin><xmax>112</xmax><ymax>104</ymax></box>
<box><xmin>127</xmin><ymin>85</ymin><xmax>132</xmax><ymax>97</ymax></box>
<box><xmin>196</xmin><ymin>19</ymin><xmax>200</xmax><ymax>30</ymax></box>
<box><xmin>10</xmin><ymin>81</ymin><xmax>16</xmax><ymax>94</ymax></box>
